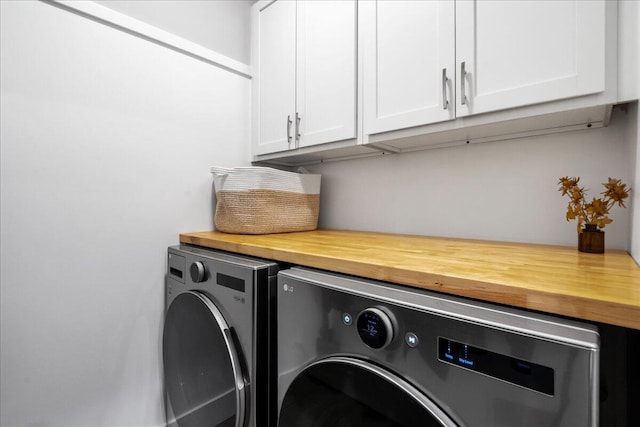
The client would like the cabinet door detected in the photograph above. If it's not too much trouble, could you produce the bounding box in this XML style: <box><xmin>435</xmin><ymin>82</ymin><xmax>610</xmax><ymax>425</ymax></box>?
<box><xmin>456</xmin><ymin>0</ymin><xmax>606</xmax><ymax>117</ymax></box>
<box><xmin>254</xmin><ymin>0</ymin><xmax>296</xmax><ymax>155</ymax></box>
<box><xmin>363</xmin><ymin>1</ymin><xmax>455</xmax><ymax>135</ymax></box>
<box><xmin>296</xmin><ymin>0</ymin><xmax>357</xmax><ymax>148</ymax></box>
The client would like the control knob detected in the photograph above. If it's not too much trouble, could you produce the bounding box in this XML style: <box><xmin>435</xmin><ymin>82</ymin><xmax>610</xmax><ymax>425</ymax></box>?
<box><xmin>356</xmin><ymin>307</ymin><xmax>394</xmax><ymax>349</ymax></box>
<box><xmin>190</xmin><ymin>261</ymin><xmax>207</xmax><ymax>283</ymax></box>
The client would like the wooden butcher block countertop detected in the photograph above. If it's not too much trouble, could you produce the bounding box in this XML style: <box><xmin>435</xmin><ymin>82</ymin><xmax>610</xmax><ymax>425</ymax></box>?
<box><xmin>180</xmin><ymin>229</ymin><xmax>640</xmax><ymax>330</ymax></box>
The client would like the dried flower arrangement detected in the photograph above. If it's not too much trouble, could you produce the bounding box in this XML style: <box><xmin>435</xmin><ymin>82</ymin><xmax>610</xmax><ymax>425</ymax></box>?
<box><xmin>558</xmin><ymin>177</ymin><xmax>631</xmax><ymax>233</ymax></box>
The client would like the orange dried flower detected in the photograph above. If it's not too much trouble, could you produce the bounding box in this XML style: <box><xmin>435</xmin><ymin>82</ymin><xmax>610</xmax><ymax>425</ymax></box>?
<box><xmin>558</xmin><ymin>176</ymin><xmax>631</xmax><ymax>233</ymax></box>
<box><xmin>602</xmin><ymin>178</ymin><xmax>630</xmax><ymax>208</ymax></box>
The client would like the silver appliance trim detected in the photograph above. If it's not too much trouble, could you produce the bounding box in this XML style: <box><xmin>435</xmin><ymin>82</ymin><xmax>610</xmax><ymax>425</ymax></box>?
<box><xmin>190</xmin><ymin>290</ymin><xmax>246</xmax><ymax>427</ymax></box>
<box><xmin>302</xmin><ymin>356</ymin><xmax>458</xmax><ymax>426</ymax></box>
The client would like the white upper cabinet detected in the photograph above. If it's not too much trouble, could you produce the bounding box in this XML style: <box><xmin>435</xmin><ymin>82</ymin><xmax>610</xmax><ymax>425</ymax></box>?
<box><xmin>296</xmin><ymin>1</ymin><xmax>357</xmax><ymax>148</ymax></box>
<box><xmin>252</xmin><ymin>0</ymin><xmax>357</xmax><ymax>156</ymax></box>
<box><xmin>252</xmin><ymin>0</ymin><xmax>619</xmax><ymax>164</ymax></box>
<box><xmin>363</xmin><ymin>1</ymin><xmax>455</xmax><ymax>135</ymax></box>
<box><xmin>363</xmin><ymin>0</ymin><xmax>607</xmax><ymax>135</ymax></box>
<box><xmin>254</xmin><ymin>0</ymin><xmax>296</xmax><ymax>155</ymax></box>
<box><xmin>455</xmin><ymin>0</ymin><xmax>606</xmax><ymax>117</ymax></box>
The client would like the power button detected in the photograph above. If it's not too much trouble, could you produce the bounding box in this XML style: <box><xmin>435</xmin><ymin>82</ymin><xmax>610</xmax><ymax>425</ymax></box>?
<box><xmin>342</xmin><ymin>313</ymin><xmax>353</xmax><ymax>326</ymax></box>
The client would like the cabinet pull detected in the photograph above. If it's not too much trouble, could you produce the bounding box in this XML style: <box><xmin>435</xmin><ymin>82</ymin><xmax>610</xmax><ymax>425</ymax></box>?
<box><xmin>460</xmin><ymin>61</ymin><xmax>467</xmax><ymax>105</ymax></box>
<box><xmin>442</xmin><ymin>68</ymin><xmax>449</xmax><ymax>110</ymax></box>
<box><xmin>295</xmin><ymin>112</ymin><xmax>301</xmax><ymax>143</ymax></box>
<box><xmin>287</xmin><ymin>115</ymin><xmax>293</xmax><ymax>144</ymax></box>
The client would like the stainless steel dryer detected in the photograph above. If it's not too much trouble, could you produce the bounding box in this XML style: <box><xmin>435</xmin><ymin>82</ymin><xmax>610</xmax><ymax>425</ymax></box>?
<box><xmin>276</xmin><ymin>268</ymin><xmax>600</xmax><ymax>427</ymax></box>
<box><xmin>163</xmin><ymin>245</ymin><xmax>280</xmax><ymax>427</ymax></box>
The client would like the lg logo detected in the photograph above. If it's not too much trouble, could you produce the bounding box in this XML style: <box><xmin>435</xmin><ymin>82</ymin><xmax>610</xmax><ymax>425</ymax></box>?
<box><xmin>283</xmin><ymin>284</ymin><xmax>294</xmax><ymax>293</ymax></box>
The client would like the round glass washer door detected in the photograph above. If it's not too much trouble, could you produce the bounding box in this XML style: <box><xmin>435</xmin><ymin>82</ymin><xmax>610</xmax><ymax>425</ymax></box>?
<box><xmin>279</xmin><ymin>357</ymin><xmax>458</xmax><ymax>427</ymax></box>
<box><xmin>163</xmin><ymin>291</ymin><xmax>245</xmax><ymax>427</ymax></box>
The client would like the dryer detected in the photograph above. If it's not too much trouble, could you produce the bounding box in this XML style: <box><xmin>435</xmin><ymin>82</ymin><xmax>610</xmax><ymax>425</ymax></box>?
<box><xmin>163</xmin><ymin>245</ymin><xmax>280</xmax><ymax>427</ymax></box>
<box><xmin>276</xmin><ymin>268</ymin><xmax>600</xmax><ymax>426</ymax></box>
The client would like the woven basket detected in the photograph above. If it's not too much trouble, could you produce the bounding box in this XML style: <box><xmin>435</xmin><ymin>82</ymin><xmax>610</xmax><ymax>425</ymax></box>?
<box><xmin>211</xmin><ymin>166</ymin><xmax>321</xmax><ymax>234</ymax></box>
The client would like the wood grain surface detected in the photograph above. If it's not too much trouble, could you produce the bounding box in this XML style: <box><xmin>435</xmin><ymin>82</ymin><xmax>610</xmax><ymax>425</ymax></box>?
<box><xmin>180</xmin><ymin>229</ymin><xmax>640</xmax><ymax>330</ymax></box>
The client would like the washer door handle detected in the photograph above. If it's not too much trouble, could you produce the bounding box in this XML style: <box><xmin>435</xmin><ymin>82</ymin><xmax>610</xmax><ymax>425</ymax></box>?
<box><xmin>194</xmin><ymin>292</ymin><xmax>247</xmax><ymax>427</ymax></box>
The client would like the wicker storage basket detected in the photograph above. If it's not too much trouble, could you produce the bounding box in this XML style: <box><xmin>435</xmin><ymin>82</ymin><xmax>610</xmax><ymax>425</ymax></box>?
<box><xmin>211</xmin><ymin>166</ymin><xmax>321</xmax><ymax>234</ymax></box>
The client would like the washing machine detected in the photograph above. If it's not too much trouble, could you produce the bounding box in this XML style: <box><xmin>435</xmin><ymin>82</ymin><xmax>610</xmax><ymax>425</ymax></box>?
<box><xmin>276</xmin><ymin>268</ymin><xmax>600</xmax><ymax>426</ymax></box>
<box><xmin>163</xmin><ymin>245</ymin><xmax>281</xmax><ymax>427</ymax></box>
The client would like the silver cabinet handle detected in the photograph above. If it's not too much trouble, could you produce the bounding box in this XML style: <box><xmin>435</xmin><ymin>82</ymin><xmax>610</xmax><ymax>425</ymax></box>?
<box><xmin>295</xmin><ymin>112</ymin><xmax>301</xmax><ymax>143</ymax></box>
<box><xmin>442</xmin><ymin>68</ymin><xmax>449</xmax><ymax>110</ymax></box>
<box><xmin>461</xmin><ymin>61</ymin><xmax>467</xmax><ymax>105</ymax></box>
<box><xmin>287</xmin><ymin>115</ymin><xmax>293</xmax><ymax>144</ymax></box>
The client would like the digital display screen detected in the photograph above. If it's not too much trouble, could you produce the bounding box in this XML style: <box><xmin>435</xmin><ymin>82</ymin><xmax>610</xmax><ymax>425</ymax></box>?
<box><xmin>357</xmin><ymin>311</ymin><xmax>388</xmax><ymax>349</ymax></box>
<box><xmin>438</xmin><ymin>337</ymin><xmax>554</xmax><ymax>395</ymax></box>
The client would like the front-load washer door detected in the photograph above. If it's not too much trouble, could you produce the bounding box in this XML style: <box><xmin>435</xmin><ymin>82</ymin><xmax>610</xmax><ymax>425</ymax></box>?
<box><xmin>279</xmin><ymin>357</ymin><xmax>458</xmax><ymax>427</ymax></box>
<box><xmin>163</xmin><ymin>291</ymin><xmax>246</xmax><ymax>427</ymax></box>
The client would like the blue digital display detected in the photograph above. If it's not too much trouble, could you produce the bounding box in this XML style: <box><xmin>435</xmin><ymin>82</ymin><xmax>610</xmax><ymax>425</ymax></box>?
<box><xmin>437</xmin><ymin>337</ymin><xmax>554</xmax><ymax>395</ymax></box>
<box><xmin>458</xmin><ymin>357</ymin><xmax>474</xmax><ymax>367</ymax></box>
<box><xmin>357</xmin><ymin>311</ymin><xmax>388</xmax><ymax>349</ymax></box>
<box><xmin>360</xmin><ymin>312</ymin><xmax>380</xmax><ymax>336</ymax></box>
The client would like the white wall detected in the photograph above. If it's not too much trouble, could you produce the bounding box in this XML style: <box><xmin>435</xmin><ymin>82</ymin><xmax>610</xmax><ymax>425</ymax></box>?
<box><xmin>94</xmin><ymin>0</ymin><xmax>253</xmax><ymax>65</ymax></box>
<box><xmin>0</xmin><ymin>1</ymin><xmax>250</xmax><ymax>426</ymax></box>
<box><xmin>307</xmin><ymin>107</ymin><xmax>634</xmax><ymax>250</ymax></box>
